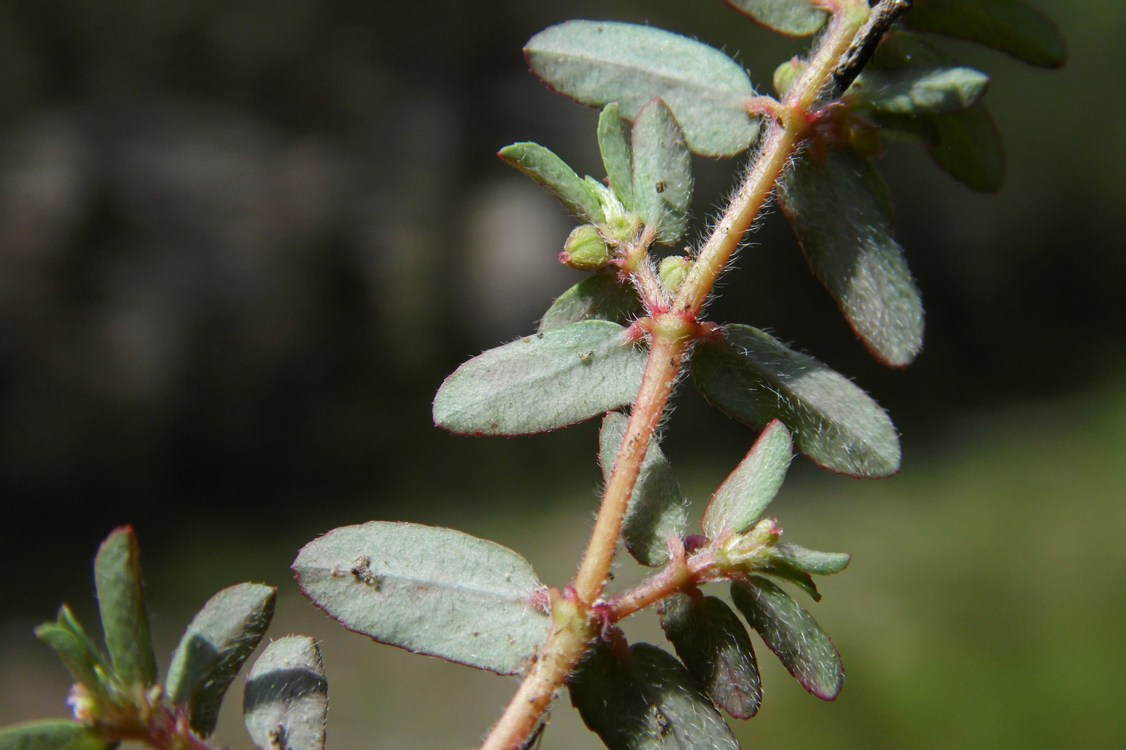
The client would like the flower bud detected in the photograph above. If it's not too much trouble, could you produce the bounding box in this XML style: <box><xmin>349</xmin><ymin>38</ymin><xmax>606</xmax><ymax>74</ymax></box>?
<box><xmin>658</xmin><ymin>255</ymin><xmax>691</xmax><ymax>294</ymax></box>
<box><xmin>561</xmin><ymin>225</ymin><xmax>612</xmax><ymax>271</ymax></box>
<box><xmin>773</xmin><ymin>57</ymin><xmax>808</xmax><ymax>99</ymax></box>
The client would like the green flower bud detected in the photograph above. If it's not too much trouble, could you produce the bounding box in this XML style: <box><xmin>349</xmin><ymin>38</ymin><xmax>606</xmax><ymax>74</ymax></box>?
<box><xmin>658</xmin><ymin>255</ymin><xmax>691</xmax><ymax>294</ymax></box>
<box><xmin>773</xmin><ymin>57</ymin><xmax>808</xmax><ymax>99</ymax></box>
<box><xmin>561</xmin><ymin>225</ymin><xmax>613</xmax><ymax>271</ymax></box>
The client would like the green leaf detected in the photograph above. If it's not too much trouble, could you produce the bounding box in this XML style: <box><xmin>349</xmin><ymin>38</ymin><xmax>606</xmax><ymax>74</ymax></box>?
<box><xmin>498</xmin><ymin>142</ymin><xmax>604</xmax><ymax>224</ymax></box>
<box><xmin>539</xmin><ymin>274</ymin><xmax>643</xmax><ymax>333</ymax></box>
<box><xmin>293</xmin><ymin>522</ymin><xmax>552</xmax><ymax>675</ymax></box>
<box><xmin>779</xmin><ymin>145</ymin><xmax>924</xmax><ymax>367</ymax></box>
<box><xmin>702</xmin><ymin>419</ymin><xmax>792</xmax><ymax>539</ymax></box>
<box><xmin>731</xmin><ymin>577</ymin><xmax>843</xmax><ymax>700</ymax></box>
<box><xmin>768</xmin><ymin>544</ymin><xmax>851</xmax><ymax>576</ymax></box>
<box><xmin>166</xmin><ymin>583</ymin><xmax>278</xmax><ymax>737</ymax></box>
<box><xmin>526</xmin><ymin>21</ymin><xmax>759</xmax><ymax>157</ymax></box>
<box><xmin>243</xmin><ymin>636</ymin><xmax>327</xmax><ymax>750</ymax></box>
<box><xmin>692</xmin><ymin>324</ymin><xmax>901</xmax><ymax>478</ymax></box>
<box><xmin>434</xmin><ymin>320</ymin><xmax>647</xmax><ymax>436</ymax></box>
<box><xmin>35</xmin><ymin>607</ymin><xmax>107</xmax><ymax>690</ymax></box>
<box><xmin>658</xmin><ymin>594</ymin><xmax>762</xmax><ymax>719</ymax></box>
<box><xmin>850</xmin><ymin>66</ymin><xmax>990</xmax><ymax>115</ymax></box>
<box><xmin>904</xmin><ymin>0</ymin><xmax>1067</xmax><ymax>68</ymax></box>
<box><xmin>725</xmin><ymin>0</ymin><xmax>829</xmax><ymax>37</ymax></box>
<box><xmin>568</xmin><ymin>640</ymin><xmax>740</xmax><ymax>749</ymax></box>
<box><xmin>926</xmin><ymin>104</ymin><xmax>1006</xmax><ymax>193</ymax></box>
<box><xmin>0</xmin><ymin>721</ymin><xmax>113</xmax><ymax>750</ymax></box>
<box><xmin>93</xmin><ymin>527</ymin><xmax>156</xmax><ymax>687</ymax></box>
<box><xmin>631</xmin><ymin>99</ymin><xmax>693</xmax><ymax>245</ymax></box>
<box><xmin>599</xmin><ymin>103</ymin><xmax>636</xmax><ymax>210</ymax></box>
<box><xmin>599</xmin><ymin>412</ymin><xmax>688</xmax><ymax>566</ymax></box>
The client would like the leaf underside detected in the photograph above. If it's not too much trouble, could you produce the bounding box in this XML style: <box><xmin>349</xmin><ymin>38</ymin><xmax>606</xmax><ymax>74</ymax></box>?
<box><xmin>539</xmin><ymin>274</ymin><xmax>643</xmax><ymax>333</ymax></box>
<box><xmin>526</xmin><ymin>20</ymin><xmax>759</xmax><ymax>157</ymax></box>
<box><xmin>569</xmin><ymin>641</ymin><xmax>741</xmax><ymax>749</ymax></box>
<box><xmin>433</xmin><ymin>320</ymin><xmax>648</xmax><ymax>436</ymax></box>
<box><xmin>631</xmin><ymin>98</ymin><xmax>693</xmax><ymax>245</ymax></box>
<box><xmin>599</xmin><ymin>412</ymin><xmax>689</xmax><ymax>566</ymax></box>
<box><xmin>599</xmin><ymin>103</ymin><xmax>636</xmax><ymax>210</ymax></box>
<box><xmin>692</xmin><ymin>324</ymin><xmax>901</xmax><ymax>478</ymax></box>
<box><xmin>294</xmin><ymin>522</ymin><xmax>551</xmax><ymax>675</ymax></box>
<box><xmin>702</xmin><ymin>419</ymin><xmax>792</xmax><ymax>539</ymax></box>
<box><xmin>725</xmin><ymin>0</ymin><xmax>829</xmax><ymax>37</ymax></box>
<box><xmin>243</xmin><ymin>636</ymin><xmax>328</xmax><ymax>750</ymax></box>
<box><xmin>779</xmin><ymin>145</ymin><xmax>924</xmax><ymax>367</ymax></box>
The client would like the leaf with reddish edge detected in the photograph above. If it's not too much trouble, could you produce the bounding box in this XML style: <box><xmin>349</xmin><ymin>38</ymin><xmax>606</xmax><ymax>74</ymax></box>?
<box><xmin>568</xmin><ymin>639</ymin><xmax>740</xmax><ymax>749</ymax></box>
<box><xmin>702</xmin><ymin>419</ymin><xmax>793</xmax><ymax>539</ymax></box>
<box><xmin>904</xmin><ymin>0</ymin><xmax>1067</xmax><ymax>68</ymax></box>
<box><xmin>731</xmin><ymin>577</ymin><xmax>844</xmax><ymax>700</ymax></box>
<box><xmin>243</xmin><ymin>636</ymin><xmax>327</xmax><ymax>750</ymax></box>
<box><xmin>526</xmin><ymin>20</ymin><xmax>759</xmax><ymax>157</ymax></box>
<box><xmin>658</xmin><ymin>594</ymin><xmax>762</xmax><ymax>719</ymax></box>
<box><xmin>539</xmin><ymin>274</ymin><xmax>643</xmax><ymax>333</ymax></box>
<box><xmin>434</xmin><ymin>320</ymin><xmax>648</xmax><ymax>437</ymax></box>
<box><xmin>692</xmin><ymin>324</ymin><xmax>901</xmax><ymax>478</ymax></box>
<box><xmin>599</xmin><ymin>412</ymin><xmax>689</xmax><ymax>567</ymax></box>
<box><xmin>725</xmin><ymin>0</ymin><xmax>828</xmax><ymax>38</ymax></box>
<box><xmin>94</xmin><ymin>526</ymin><xmax>157</xmax><ymax>688</ymax></box>
<box><xmin>779</xmin><ymin>144</ymin><xmax>924</xmax><ymax>367</ymax></box>
<box><xmin>293</xmin><ymin>522</ymin><xmax>551</xmax><ymax>675</ymax></box>
<box><xmin>166</xmin><ymin>583</ymin><xmax>278</xmax><ymax>737</ymax></box>
<box><xmin>0</xmin><ymin>720</ymin><xmax>113</xmax><ymax>750</ymax></box>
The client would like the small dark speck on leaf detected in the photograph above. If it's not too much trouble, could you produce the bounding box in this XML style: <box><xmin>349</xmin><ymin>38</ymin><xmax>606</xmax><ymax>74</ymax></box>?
<box><xmin>656</xmin><ymin>180</ymin><xmax>667</xmax><ymax>194</ymax></box>
<box><xmin>350</xmin><ymin>555</ymin><xmax>383</xmax><ymax>590</ymax></box>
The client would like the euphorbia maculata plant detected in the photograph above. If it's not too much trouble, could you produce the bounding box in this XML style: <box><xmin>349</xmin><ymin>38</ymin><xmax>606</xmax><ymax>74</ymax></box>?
<box><xmin>1</xmin><ymin>1</ymin><xmax>1064</xmax><ymax>748</ymax></box>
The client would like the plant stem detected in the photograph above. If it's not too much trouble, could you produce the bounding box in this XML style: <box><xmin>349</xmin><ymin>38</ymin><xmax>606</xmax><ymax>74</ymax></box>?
<box><xmin>479</xmin><ymin>7</ymin><xmax>870</xmax><ymax>748</ymax></box>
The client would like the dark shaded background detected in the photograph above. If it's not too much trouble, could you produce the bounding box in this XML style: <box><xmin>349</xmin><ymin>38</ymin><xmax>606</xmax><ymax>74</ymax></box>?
<box><xmin>2</xmin><ymin>1</ymin><xmax>1123</xmax><ymax>747</ymax></box>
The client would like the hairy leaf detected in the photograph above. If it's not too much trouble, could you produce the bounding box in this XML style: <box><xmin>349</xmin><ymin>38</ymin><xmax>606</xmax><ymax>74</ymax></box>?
<box><xmin>904</xmin><ymin>0</ymin><xmax>1067</xmax><ymax>68</ymax></box>
<box><xmin>702</xmin><ymin>419</ymin><xmax>792</xmax><ymax>539</ymax></box>
<box><xmin>434</xmin><ymin>320</ymin><xmax>647</xmax><ymax>436</ymax></box>
<box><xmin>568</xmin><ymin>641</ymin><xmax>740</xmax><ymax>749</ymax></box>
<box><xmin>731</xmin><ymin>577</ymin><xmax>843</xmax><ymax>700</ymax></box>
<box><xmin>35</xmin><ymin>607</ymin><xmax>107</xmax><ymax>690</ymax></box>
<box><xmin>526</xmin><ymin>21</ymin><xmax>759</xmax><ymax>157</ymax></box>
<box><xmin>769</xmin><ymin>544</ymin><xmax>852</xmax><ymax>576</ymax></box>
<box><xmin>780</xmin><ymin>145</ymin><xmax>924</xmax><ymax>367</ymax></box>
<box><xmin>0</xmin><ymin>720</ymin><xmax>113</xmax><ymax>750</ymax></box>
<box><xmin>725</xmin><ymin>0</ymin><xmax>829</xmax><ymax>37</ymax></box>
<box><xmin>93</xmin><ymin>527</ymin><xmax>156</xmax><ymax>687</ymax></box>
<box><xmin>243</xmin><ymin>636</ymin><xmax>327</xmax><ymax>750</ymax></box>
<box><xmin>851</xmin><ymin>66</ymin><xmax>990</xmax><ymax>115</ymax></box>
<box><xmin>659</xmin><ymin>594</ymin><xmax>762</xmax><ymax>719</ymax></box>
<box><xmin>599</xmin><ymin>103</ymin><xmax>636</xmax><ymax>210</ymax></box>
<box><xmin>926</xmin><ymin>104</ymin><xmax>1006</xmax><ymax>193</ymax></box>
<box><xmin>631</xmin><ymin>99</ymin><xmax>692</xmax><ymax>245</ymax></box>
<box><xmin>692</xmin><ymin>325</ymin><xmax>901</xmax><ymax>477</ymax></box>
<box><xmin>166</xmin><ymin>583</ymin><xmax>278</xmax><ymax>737</ymax></box>
<box><xmin>498</xmin><ymin>142</ymin><xmax>604</xmax><ymax>224</ymax></box>
<box><xmin>599</xmin><ymin>412</ymin><xmax>688</xmax><ymax>566</ymax></box>
<box><xmin>539</xmin><ymin>274</ymin><xmax>643</xmax><ymax>333</ymax></box>
<box><xmin>294</xmin><ymin>522</ymin><xmax>551</xmax><ymax>675</ymax></box>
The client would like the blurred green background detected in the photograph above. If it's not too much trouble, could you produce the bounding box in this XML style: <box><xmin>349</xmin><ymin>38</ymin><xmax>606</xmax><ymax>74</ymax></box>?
<box><xmin>2</xmin><ymin>1</ymin><xmax>1123</xmax><ymax>748</ymax></box>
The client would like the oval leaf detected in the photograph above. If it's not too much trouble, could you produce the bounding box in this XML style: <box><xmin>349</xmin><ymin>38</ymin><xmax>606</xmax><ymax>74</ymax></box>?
<box><xmin>658</xmin><ymin>594</ymin><xmax>762</xmax><ymax>719</ymax></box>
<box><xmin>243</xmin><ymin>636</ymin><xmax>327</xmax><ymax>750</ymax></box>
<box><xmin>850</xmin><ymin>66</ymin><xmax>990</xmax><ymax>115</ymax></box>
<box><xmin>94</xmin><ymin>526</ymin><xmax>157</xmax><ymax>688</ymax></box>
<box><xmin>631</xmin><ymin>99</ymin><xmax>693</xmax><ymax>245</ymax></box>
<box><xmin>725</xmin><ymin>0</ymin><xmax>829</xmax><ymax>37</ymax></box>
<box><xmin>0</xmin><ymin>720</ymin><xmax>112</xmax><ymax>750</ymax></box>
<box><xmin>692</xmin><ymin>324</ymin><xmax>901</xmax><ymax>477</ymax></box>
<box><xmin>498</xmin><ymin>142</ymin><xmax>604</xmax><ymax>224</ymax></box>
<box><xmin>599</xmin><ymin>412</ymin><xmax>688</xmax><ymax>566</ymax></box>
<box><xmin>731</xmin><ymin>577</ymin><xmax>843</xmax><ymax>700</ymax></box>
<box><xmin>294</xmin><ymin>522</ymin><xmax>551</xmax><ymax>675</ymax></box>
<box><xmin>904</xmin><ymin>0</ymin><xmax>1067</xmax><ymax>68</ymax></box>
<box><xmin>166</xmin><ymin>583</ymin><xmax>278</xmax><ymax>737</ymax></box>
<box><xmin>539</xmin><ymin>274</ymin><xmax>643</xmax><ymax>333</ymax></box>
<box><xmin>599</xmin><ymin>103</ymin><xmax>636</xmax><ymax>210</ymax></box>
<box><xmin>779</xmin><ymin>145</ymin><xmax>924</xmax><ymax>367</ymax></box>
<box><xmin>434</xmin><ymin>320</ymin><xmax>647</xmax><ymax>436</ymax></box>
<box><xmin>769</xmin><ymin>544</ymin><xmax>851</xmax><ymax>576</ymax></box>
<box><xmin>702</xmin><ymin>419</ymin><xmax>792</xmax><ymax>539</ymax></box>
<box><xmin>526</xmin><ymin>21</ymin><xmax>759</xmax><ymax>157</ymax></box>
<box><xmin>568</xmin><ymin>640</ymin><xmax>740</xmax><ymax>749</ymax></box>
<box><xmin>926</xmin><ymin>104</ymin><xmax>1006</xmax><ymax>193</ymax></box>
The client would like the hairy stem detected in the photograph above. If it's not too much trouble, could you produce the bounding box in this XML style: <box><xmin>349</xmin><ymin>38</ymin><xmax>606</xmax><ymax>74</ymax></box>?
<box><xmin>480</xmin><ymin>6</ymin><xmax>870</xmax><ymax>748</ymax></box>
